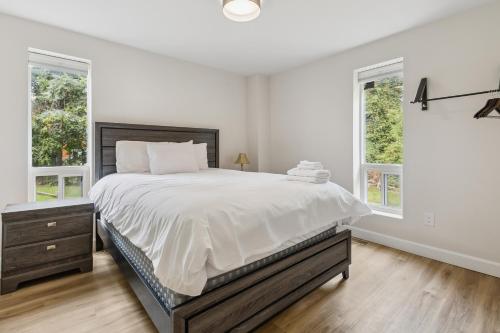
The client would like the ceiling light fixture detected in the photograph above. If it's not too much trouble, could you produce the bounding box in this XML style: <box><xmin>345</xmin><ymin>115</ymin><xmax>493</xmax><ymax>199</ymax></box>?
<box><xmin>223</xmin><ymin>0</ymin><xmax>261</xmax><ymax>23</ymax></box>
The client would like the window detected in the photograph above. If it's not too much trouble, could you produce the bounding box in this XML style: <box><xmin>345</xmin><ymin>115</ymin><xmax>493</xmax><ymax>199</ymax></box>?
<box><xmin>28</xmin><ymin>49</ymin><xmax>91</xmax><ymax>202</ymax></box>
<box><xmin>354</xmin><ymin>59</ymin><xmax>403</xmax><ymax>216</ymax></box>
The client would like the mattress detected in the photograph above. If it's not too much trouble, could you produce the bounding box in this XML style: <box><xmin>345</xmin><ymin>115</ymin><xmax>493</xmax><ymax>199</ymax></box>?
<box><xmin>90</xmin><ymin>169</ymin><xmax>371</xmax><ymax>296</ymax></box>
<box><xmin>105</xmin><ymin>217</ymin><xmax>349</xmax><ymax>312</ymax></box>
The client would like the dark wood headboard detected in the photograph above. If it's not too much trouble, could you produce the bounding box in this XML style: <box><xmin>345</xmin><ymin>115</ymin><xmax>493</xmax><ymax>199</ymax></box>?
<box><xmin>94</xmin><ymin>122</ymin><xmax>219</xmax><ymax>181</ymax></box>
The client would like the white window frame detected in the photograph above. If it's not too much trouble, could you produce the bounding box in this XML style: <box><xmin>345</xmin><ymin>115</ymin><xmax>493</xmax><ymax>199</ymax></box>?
<box><xmin>27</xmin><ymin>48</ymin><xmax>92</xmax><ymax>202</ymax></box>
<box><xmin>354</xmin><ymin>58</ymin><xmax>404</xmax><ymax>217</ymax></box>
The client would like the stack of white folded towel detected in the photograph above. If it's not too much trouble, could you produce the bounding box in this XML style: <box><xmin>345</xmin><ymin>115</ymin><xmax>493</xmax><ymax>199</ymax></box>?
<box><xmin>286</xmin><ymin>161</ymin><xmax>331</xmax><ymax>184</ymax></box>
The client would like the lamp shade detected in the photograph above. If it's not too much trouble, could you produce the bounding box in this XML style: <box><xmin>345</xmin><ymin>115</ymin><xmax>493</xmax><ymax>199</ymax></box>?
<box><xmin>234</xmin><ymin>153</ymin><xmax>250</xmax><ymax>165</ymax></box>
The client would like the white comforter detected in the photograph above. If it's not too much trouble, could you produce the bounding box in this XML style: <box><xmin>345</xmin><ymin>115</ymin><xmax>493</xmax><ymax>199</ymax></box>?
<box><xmin>89</xmin><ymin>169</ymin><xmax>371</xmax><ymax>296</ymax></box>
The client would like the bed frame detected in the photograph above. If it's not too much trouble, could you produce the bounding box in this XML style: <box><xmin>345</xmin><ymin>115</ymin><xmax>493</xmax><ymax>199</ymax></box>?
<box><xmin>94</xmin><ymin>122</ymin><xmax>351</xmax><ymax>333</ymax></box>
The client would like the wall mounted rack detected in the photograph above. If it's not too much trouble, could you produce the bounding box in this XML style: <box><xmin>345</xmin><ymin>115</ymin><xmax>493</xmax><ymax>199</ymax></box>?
<box><xmin>411</xmin><ymin>77</ymin><xmax>500</xmax><ymax>119</ymax></box>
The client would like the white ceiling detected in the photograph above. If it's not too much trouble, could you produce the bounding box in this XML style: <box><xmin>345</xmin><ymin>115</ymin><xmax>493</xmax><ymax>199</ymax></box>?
<box><xmin>0</xmin><ymin>0</ymin><xmax>495</xmax><ymax>75</ymax></box>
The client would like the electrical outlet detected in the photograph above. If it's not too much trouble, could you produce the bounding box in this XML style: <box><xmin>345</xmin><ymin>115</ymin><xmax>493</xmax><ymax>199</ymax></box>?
<box><xmin>424</xmin><ymin>212</ymin><xmax>435</xmax><ymax>227</ymax></box>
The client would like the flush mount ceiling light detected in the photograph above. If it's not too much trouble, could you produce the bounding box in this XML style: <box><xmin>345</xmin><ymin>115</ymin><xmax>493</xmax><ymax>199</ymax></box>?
<box><xmin>223</xmin><ymin>0</ymin><xmax>261</xmax><ymax>23</ymax></box>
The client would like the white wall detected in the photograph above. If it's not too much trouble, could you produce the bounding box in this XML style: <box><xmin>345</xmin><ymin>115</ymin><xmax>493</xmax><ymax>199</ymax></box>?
<box><xmin>0</xmin><ymin>14</ymin><xmax>247</xmax><ymax>209</ymax></box>
<box><xmin>246</xmin><ymin>75</ymin><xmax>271</xmax><ymax>172</ymax></box>
<box><xmin>270</xmin><ymin>3</ymin><xmax>500</xmax><ymax>265</ymax></box>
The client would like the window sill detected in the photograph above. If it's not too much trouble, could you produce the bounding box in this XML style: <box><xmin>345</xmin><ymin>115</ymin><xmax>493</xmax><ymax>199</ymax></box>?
<box><xmin>371</xmin><ymin>209</ymin><xmax>403</xmax><ymax>220</ymax></box>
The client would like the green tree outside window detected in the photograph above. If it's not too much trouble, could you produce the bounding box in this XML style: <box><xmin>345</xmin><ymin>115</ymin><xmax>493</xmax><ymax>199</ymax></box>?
<box><xmin>365</xmin><ymin>77</ymin><xmax>403</xmax><ymax>165</ymax></box>
<box><xmin>31</xmin><ymin>68</ymin><xmax>88</xmax><ymax>167</ymax></box>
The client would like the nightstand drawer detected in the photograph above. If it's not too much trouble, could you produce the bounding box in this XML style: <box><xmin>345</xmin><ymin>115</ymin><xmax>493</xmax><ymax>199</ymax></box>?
<box><xmin>3</xmin><ymin>214</ymin><xmax>92</xmax><ymax>248</ymax></box>
<box><xmin>2</xmin><ymin>234</ymin><xmax>92</xmax><ymax>273</ymax></box>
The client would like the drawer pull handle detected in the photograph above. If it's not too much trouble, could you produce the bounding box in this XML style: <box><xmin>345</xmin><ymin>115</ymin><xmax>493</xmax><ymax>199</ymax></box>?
<box><xmin>46</xmin><ymin>245</ymin><xmax>56</xmax><ymax>251</ymax></box>
<box><xmin>47</xmin><ymin>222</ymin><xmax>57</xmax><ymax>227</ymax></box>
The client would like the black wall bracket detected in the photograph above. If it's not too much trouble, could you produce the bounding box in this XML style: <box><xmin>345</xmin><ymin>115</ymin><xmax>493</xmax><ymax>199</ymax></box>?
<box><xmin>411</xmin><ymin>77</ymin><xmax>500</xmax><ymax>111</ymax></box>
<box><xmin>412</xmin><ymin>78</ymin><xmax>428</xmax><ymax>111</ymax></box>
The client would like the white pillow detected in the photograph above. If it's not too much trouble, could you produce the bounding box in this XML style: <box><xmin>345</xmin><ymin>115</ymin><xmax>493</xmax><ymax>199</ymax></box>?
<box><xmin>116</xmin><ymin>141</ymin><xmax>150</xmax><ymax>173</ymax></box>
<box><xmin>147</xmin><ymin>141</ymin><xmax>199</xmax><ymax>174</ymax></box>
<box><xmin>194</xmin><ymin>143</ymin><xmax>209</xmax><ymax>170</ymax></box>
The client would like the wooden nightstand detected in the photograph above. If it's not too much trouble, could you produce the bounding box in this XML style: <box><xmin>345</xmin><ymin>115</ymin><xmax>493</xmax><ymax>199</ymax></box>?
<box><xmin>1</xmin><ymin>199</ymin><xmax>94</xmax><ymax>294</ymax></box>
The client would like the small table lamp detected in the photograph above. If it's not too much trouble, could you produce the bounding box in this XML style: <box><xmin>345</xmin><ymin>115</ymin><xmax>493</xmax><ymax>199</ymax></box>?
<box><xmin>235</xmin><ymin>153</ymin><xmax>250</xmax><ymax>171</ymax></box>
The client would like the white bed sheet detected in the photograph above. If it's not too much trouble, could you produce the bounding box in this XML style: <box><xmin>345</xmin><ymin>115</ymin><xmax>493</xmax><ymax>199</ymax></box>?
<box><xmin>89</xmin><ymin>169</ymin><xmax>371</xmax><ymax>296</ymax></box>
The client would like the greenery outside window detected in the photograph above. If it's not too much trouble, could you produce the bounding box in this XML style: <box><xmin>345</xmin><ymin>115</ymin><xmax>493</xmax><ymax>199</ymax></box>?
<box><xmin>28</xmin><ymin>49</ymin><xmax>91</xmax><ymax>202</ymax></box>
<box><xmin>355</xmin><ymin>59</ymin><xmax>404</xmax><ymax>216</ymax></box>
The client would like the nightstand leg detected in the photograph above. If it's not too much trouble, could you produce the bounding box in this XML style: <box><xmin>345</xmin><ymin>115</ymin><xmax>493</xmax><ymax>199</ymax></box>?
<box><xmin>1</xmin><ymin>279</ymin><xmax>19</xmax><ymax>295</ymax></box>
<box><xmin>80</xmin><ymin>260</ymin><xmax>93</xmax><ymax>273</ymax></box>
<box><xmin>342</xmin><ymin>268</ymin><xmax>349</xmax><ymax>280</ymax></box>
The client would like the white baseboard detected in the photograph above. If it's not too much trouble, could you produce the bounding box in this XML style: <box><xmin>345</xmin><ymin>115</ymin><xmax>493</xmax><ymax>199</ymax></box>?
<box><xmin>348</xmin><ymin>226</ymin><xmax>500</xmax><ymax>278</ymax></box>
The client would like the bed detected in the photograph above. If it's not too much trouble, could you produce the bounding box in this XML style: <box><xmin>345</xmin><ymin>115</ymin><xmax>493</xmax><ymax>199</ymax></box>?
<box><xmin>93</xmin><ymin>122</ymin><xmax>370</xmax><ymax>333</ymax></box>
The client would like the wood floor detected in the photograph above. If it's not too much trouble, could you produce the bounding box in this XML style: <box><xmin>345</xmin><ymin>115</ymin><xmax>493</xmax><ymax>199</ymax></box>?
<box><xmin>1</xmin><ymin>240</ymin><xmax>499</xmax><ymax>333</ymax></box>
